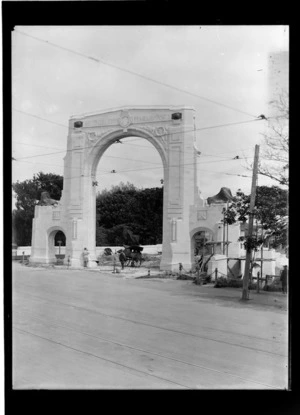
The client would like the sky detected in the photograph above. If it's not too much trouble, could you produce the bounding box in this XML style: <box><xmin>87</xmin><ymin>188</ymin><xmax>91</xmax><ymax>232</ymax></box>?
<box><xmin>12</xmin><ymin>25</ymin><xmax>289</xmax><ymax>204</ymax></box>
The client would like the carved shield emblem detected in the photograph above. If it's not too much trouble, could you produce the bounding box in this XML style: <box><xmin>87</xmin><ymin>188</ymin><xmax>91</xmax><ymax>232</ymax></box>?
<box><xmin>119</xmin><ymin>110</ymin><xmax>132</xmax><ymax>128</ymax></box>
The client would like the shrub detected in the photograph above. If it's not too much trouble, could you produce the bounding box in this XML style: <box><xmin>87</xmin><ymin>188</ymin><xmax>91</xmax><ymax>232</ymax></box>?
<box><xmin>214</xmin><ymin>277</ymin><xmax>228</xmax><ymax>288</ymax></box>
<box><xmin>263</xmin><ymin>285</ymin><xmax>282</xmax><ymax>292</ymax></box>
<box><xmin>214</xmin><ymin>278</ymin><xmax>257</xmax><ymax>289</ymax></box>
<box><xmin>178</xmin><ymin>274</ymin><xmax>195</xmax><ymax>281</ymax></box>
<box><xmin>206</xmin><ymin>275</ymin><xmax>212</xmax><ymax>284</ymax></box>
<box><xmin>248</xmin><ymin>282</ymin><xmax>257</xmax><ymax>290</ymax></box>
<box><xmin>227</xmin><ymin>279</ymin><xmax>243</xmax><ymax>288</ymax></box>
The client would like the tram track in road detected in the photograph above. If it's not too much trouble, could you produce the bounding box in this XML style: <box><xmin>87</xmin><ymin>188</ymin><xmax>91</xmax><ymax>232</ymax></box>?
<box><xmin>14</xmin><ymin>289</ymin><xmax>287</xmax><ymax>358</ymax></box>
<box><xmin>14</xmin><ymin>276</ymin><xmax>286</xmax><ymax>346</ymax></box>
<box><xmin>13</xmin><ymin>313</ymin><xmax>282</xmax><ymax>390</ymax></box>
<box><xmin>13</xmin><ymin>327</ymin><xmax>191</xmax><ymax>389</ymax></box>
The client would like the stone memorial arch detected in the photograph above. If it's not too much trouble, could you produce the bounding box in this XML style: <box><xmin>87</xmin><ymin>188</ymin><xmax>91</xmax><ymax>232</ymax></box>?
<box><xmin>30</xmin><ymin>105</ymin><xmax>209</xmax><ymax>271</ymax></box>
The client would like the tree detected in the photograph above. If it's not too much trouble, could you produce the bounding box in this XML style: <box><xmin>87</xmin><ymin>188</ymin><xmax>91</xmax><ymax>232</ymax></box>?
<box><xmin>12</xmin><ymin>172</ymin><xmax>63</xmax><ymax>245</ymax></box>
<box><xmin>96</xmin><ymin>182</ymin><xmax>163</xmax><ymax>246</ymax></box>
<box><xmin>96</xmin><ymin>182</ymin><xmax>138</xmax><ymax>231</ymax></box>
<box><xmin>249</xmin><ymin>91</ymin><xmax>289</xmax><ymax>186</ymax></box>
<box><xmin>223</xmin><ymin>185</ymin><xmax>288</xmax><ymax>250</ymax></box>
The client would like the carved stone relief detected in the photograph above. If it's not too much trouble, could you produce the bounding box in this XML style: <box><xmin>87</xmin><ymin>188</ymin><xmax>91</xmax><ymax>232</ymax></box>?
<box><xmin>197</xmin><ymin>210</ymin><xmax>207</xmax><ymax>220</ymax></box>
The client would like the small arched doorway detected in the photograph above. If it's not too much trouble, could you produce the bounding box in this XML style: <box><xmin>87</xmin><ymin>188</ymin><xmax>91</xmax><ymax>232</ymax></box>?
<box><xmin>192</xmin><ymin>229</ymin><xmax>214</xmax><ymax>257</ymax></box>
<box><xmin>47</xmin><ymin>227</ymin><xmax>67</xmax><ymax>264</ymax></box>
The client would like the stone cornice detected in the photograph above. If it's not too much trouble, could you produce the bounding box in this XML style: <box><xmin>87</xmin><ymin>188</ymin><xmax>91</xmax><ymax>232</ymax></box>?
<box><xmin>70</xmin><ymin>105</ymin><xmax>195</xmax><ymax>119</ymax></box>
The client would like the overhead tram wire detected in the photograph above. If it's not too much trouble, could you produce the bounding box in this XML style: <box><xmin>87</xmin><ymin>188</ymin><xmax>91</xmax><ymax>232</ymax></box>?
<box><xmin>14</xmin><ymin>159</ymin><xmax>108</xmax><ymax>173</ymax></box>
<box><xmin>13</xmin><ymin>133</ymin><xmax>252</xmax><ymax>164</ymax></box>
<box><xmin>14</xmin><ymin>137</ymin><xmax>256</xmax><ymax>160</ymax></box>
<box><xmin>13</xmin><ymin>138</ymin><xmax>254</xmax><ymax>161</ymax></box>
<box><xmin>13</xmin><ymin>108</ymin><xmax>70</xmax><ymax>130</ymax></box>
<box><xmin>14</xmin><ymin>149</ymin><xmax>252</xmax><ymax>166</ymax></box>
<box><xmin>14</xmin><ymin>151</ymin><xmax>253</xmax><ymax>188</ymax></box>
<box><xmin>13</xmin><ymin>108</ymin><xmax>264</xmax><ymax>161</ymax></box>
<box><xmin>15</xmin><ymin>29</ymin><xmax>257</xmax><ymax>119</ymax></box>
<box><xmin>14</xmin><ymin>106</ymin><xmax>269</xmax><ymax>140</ymax></box>
<box><xmin>14</xmin><ymin>30</ymin><xmax>270</xmax><ymax>117</ymax></box>
<box><xmin>121</xmin><ymin>141</ymin><xmax>255</xmax><ymax>158</ymax></box>
<box><xmin>96</xmin><ymin>163</ymin><xmax>253</xmax><ymax>178</ymax></box>
<box><xmin>14</xmin><ymin>157</ymin><xmax>252</xmax><ymax>186</ymax></box>
<box><xmin>13</xmin><ymin>141</ymin><xmax>66</xmax><ymax>151</ymax></box>
<box><xmin>13</xmin><ymin>131</ymin><xmax>253</xmax><ymax>166</ymax></box>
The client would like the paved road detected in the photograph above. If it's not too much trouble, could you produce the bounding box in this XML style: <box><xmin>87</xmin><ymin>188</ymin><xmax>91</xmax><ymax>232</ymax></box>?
<box><xmin>12</xmin><ymin>263</ymin><xmax>288</xmax><ymax>389</ymax></box>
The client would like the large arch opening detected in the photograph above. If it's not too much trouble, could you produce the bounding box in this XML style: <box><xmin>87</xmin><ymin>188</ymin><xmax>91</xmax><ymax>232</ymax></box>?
<box><xmin>92</xmin><ymin>131</ymin><xmax>165</xmax><ymax>255</ymax></box>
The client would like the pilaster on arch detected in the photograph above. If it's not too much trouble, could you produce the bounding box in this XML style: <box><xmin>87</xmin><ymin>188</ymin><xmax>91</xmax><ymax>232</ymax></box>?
<box><xmin>87</xmin><ymin>127</ymin><xmax>168</xmax><ymax>178</ymax></box>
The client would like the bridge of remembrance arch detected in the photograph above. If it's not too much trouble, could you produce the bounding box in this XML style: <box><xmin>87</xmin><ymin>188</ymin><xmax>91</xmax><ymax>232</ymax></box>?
<box><xmin>30</xmin><ymin>106</ymin><xmax>213</xmax><ymax>271</ymax></box>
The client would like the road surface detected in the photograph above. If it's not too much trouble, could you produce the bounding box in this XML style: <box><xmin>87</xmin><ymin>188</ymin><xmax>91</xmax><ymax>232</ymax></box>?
<box><xmin>12</xmin><ymin>263</ymin><xmax>288</xmax><ymax>389</ymax></box>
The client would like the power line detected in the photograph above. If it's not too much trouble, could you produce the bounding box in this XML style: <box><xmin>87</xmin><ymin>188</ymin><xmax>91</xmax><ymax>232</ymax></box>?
<box><xmin>96</xmin><ymin>161</ymin><xmax>253</xmax><ymax>178</ymax></box>
<box><xmin>13</xmin><ymin>146</ymin><xmax>253</xmax><ymax>185</ymax></box>
<box><xmin>14</xmin><ymin>106</ymin><xmax>268</xmax><ymax>141</ymax></box>
<box><xmin>14</xmin><ymin>148</ymin><xmax>167</xmax><ymax>166</ymax></box>
<box><xmin>14</xmin><ymin>29</ymin><xmax>258</xmax><ymax>118</ymax></box>
<box><xmin>13</xmin><ymin>141</ymin><xmax>65</xmax><ymax>151</ymax></box>
<box><xmin>121</xmin><ymin>140</ymin><xmax>257</xmax><ymax>156</ymax></box>
<box><xmin>13</xmin><ymin>159</ymin><xmax>104</xmax><ymax>172</ymax></box>
<box><xmin>121</xmin><ymin>140</ymin><xmax>255</xmax><ymax>158</ymax></box>
<box><xmin>14</xmin><ymin>148</ymin><xmax>251</xmax><ymax>166</ymax></box>
<box><xmin>13</xmin><ymin>108</ymin><xmax>71</xmax><ymax>130</ymax></box>
<box><xmin>12</xmin><ymin>138</ymin><xmax>255</xmax><ymax>162</ymax></box>
<box><xmin>13</xmin><ymin>108</ymin><xmax>263</xmax><ymax>160</ymax></box>
<box><xmin>14</xmin><ymin>158</ymin><xmax>252</xmax><ymax>185</ymax></box>
<box><xmin>202</xmin><ymin>147</ymin><xmax>255</xmax><ymax>156</ymax></box>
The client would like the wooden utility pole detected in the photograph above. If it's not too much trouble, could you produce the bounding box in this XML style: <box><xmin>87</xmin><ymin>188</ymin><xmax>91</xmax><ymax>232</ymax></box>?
<box><xmin>223</xmin><ymin>210</ymin><xmax>226</xmax><ymax>255</ymax></box>
<box><xmin>255</xmin><ymin>218</ymin><xmax>260</xmax><ymax>294</ymax></box>
<box><xmin>226</xmin><ymin>201</ymin><xmax>229</xmax><ymax>257</ymax></box>
<box><xmin>242</xmin><ymin>145</ymin><xmax>260</xmax><ymax>301</ymax></box>
<box><xmin>260</xmin><ymin>223</ymin><xmax>264</xmax><ymax>293</ymax></box>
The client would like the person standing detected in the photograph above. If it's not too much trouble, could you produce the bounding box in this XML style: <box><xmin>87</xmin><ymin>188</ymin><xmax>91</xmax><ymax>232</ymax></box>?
<box><xmin>83</xmin><ymin>247</ymin><xmax>90</xmax><ymax>268</ymax></box>
<box><xmin>119</xmin><ymin>250</ymin><xmax>126</xmax><ymax>270</ymax></box>
<box><xmin>280</xmin><ymin>265</ymin><xmax>288</xmax><ymax>294</ymax></box>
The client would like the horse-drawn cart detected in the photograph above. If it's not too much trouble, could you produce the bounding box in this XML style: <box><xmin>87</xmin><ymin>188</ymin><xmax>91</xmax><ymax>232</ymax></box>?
<box><xmin>121</xmin><ymin>245</ymin><xmax>144</xmax><ymax>267</ymax></box>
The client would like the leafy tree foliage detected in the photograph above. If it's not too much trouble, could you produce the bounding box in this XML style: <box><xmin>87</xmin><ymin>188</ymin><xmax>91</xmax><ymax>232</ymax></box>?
<box><xmin>223</xmin><ymin>185</ymin><xmax>288</xmax><ymax>250</ymax></box>
<box><xmin>12</xmin><ymin>175</ymin><xmax>163</xmax><ymax>247</ymax></box>
<box><xmin>96</xmin><ymin>182</ymin><xmax>163</xmax><ymax>246</ymax></box>
<box><xmin>12</xmin><ymin>172</ymin><xmax>63</xmax><ymax>245</ymax></box>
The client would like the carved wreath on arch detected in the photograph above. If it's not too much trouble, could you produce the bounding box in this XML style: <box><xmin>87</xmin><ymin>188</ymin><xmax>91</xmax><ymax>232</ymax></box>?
<box><xmin>86</xmin><ymin>131</ymin><xmax>97</xmax><ymax>141</ymax></box>
<box><xmin>155</xmin><ymin>126</ymin><xmax>167</xmax><ymax>136</ymax></box>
